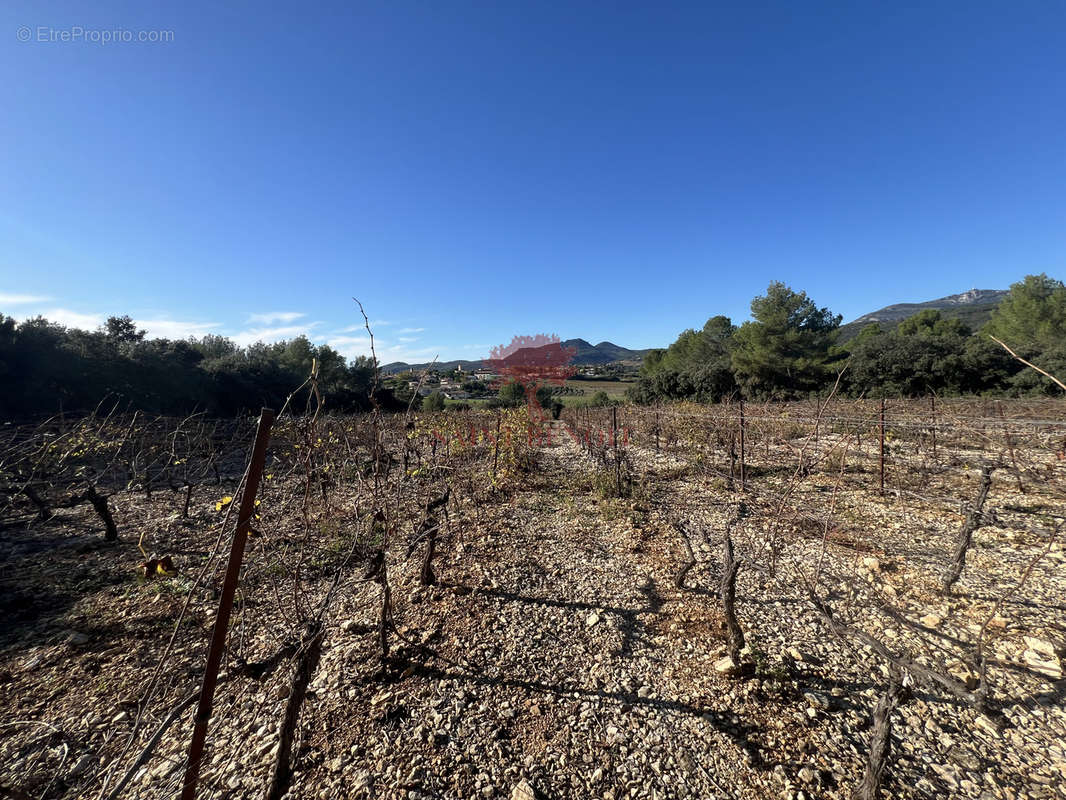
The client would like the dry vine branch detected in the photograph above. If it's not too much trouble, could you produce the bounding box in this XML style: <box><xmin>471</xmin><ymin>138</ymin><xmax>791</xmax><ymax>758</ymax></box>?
<box><xmin>413</xmin><ymin>487</ymin><xmax>450</xmax><ymax>586</ymax></box>
<box><xmin>96</xmin><ymin>462</ymin><xmax>254</xmax><ymax>800</ymax></box>
<box><xmin>101</xmin><ymin>691</ymin><xmax>200</xmax><ymax>800</ymax></box>
<box><xmin>941</xmin><ymin>463</ymin><xmax>996</xmax><ymax>594</ymax></box>
<box><xmin>811</xmin><ymin>593</ymin><xmax>991</xmax><ymax>713</ymax></box>
<box><xmin>854</xmin><ymin>677</ymin><xmax>911</xmax><ymax>800</ymax></box>
<box><xmin>262</xmin><ymin>623</ymin><xmax>325</xmax><ymax>800</ymax></box>
<box><xmin>990</xmin><ymin>335</ymin><xmax>1066</xmax><ymax>392</ymax></box>
<box><xmin>674</xmin><ymin>522</ymin><xmax>696</xmax><ymax>590</ymax></box>
<box><xmin>721</xmin><ymin>502</ymin><xmax>747</xmax><ymax>665</ymax></box>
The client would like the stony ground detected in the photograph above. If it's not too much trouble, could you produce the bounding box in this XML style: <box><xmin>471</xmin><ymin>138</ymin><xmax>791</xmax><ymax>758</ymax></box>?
<box><xmin>1</xmin><ymin>415</ymin><xmax>1064</xmax><ymax>800</ymax></box>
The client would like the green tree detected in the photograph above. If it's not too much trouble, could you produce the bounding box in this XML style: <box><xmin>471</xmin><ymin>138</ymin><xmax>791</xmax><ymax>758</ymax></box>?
<box><xmin>587</xmin><ymin>390</ymin><xmax>611</xmax><ymax>407</ymax></box>
<box><xmin>985</xmin><ymin>274</ymin><xmax>1066</xmax><ymax>355</ymax></box>
<box><xmin>0</xmin><ymin>314</ymin><xmax>18</xmax><ymax>408</ymax></box>
<box><xmin>847</xmin><ymin>312</ymin><xmax>964</xmax><ymax>396</ymax></box>
<box><xmin>278</xmin><ymin>335</ymin><xmax>316</xmax><ymax>375</ymax></box>
<box><xmin>422</xmin><ymin>391</ymin><xmax>446</xmax><ymax>412</ymax></box>
<box><xmin>497</xmin><ymin>380</ymin><xmax>525</xmax><ymax>407</ymax></box>
<box><xmin>194</xmin><ymin>334</ymin><xmax>239</xmax><ymax>360</ymax></box>
<box><xmin>845</xmin><ymin>310</ymin><xmax>1019</xmax><ymax>396</ymax></box>
<box><xmin>105</xmin><ymin>315</ymin><xmax>145</xmax><ymax>343</ymax></box>
<box><xmin>731</xmin><ymin>282</ymin><xmax>842</xmax><ymax>399</ymax></box>
<box><xmin>640</xmin><ymin>349</ymin><xmax>666</xmax><ymax>374</ymax></box>
<box><xmin>534</xmin><ymin>384</ymin><xmax>556</xmax><ymax>408</ymax></box>
<box><xmin>634</xmin><ymin>315</ymin><xmax>737</xmax><ymax>403</ymax></box>
<box><xmin>0</xmin><ymin>313</ymin><xmax>392</xmax><ymax>417</ymax></box>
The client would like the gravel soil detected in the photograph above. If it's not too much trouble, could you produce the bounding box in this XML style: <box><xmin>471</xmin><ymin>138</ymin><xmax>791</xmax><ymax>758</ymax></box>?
<box><xmin>1</xmin><ymin>413</ymin><xmax>1064</xmax><ymax>800</ymax></box>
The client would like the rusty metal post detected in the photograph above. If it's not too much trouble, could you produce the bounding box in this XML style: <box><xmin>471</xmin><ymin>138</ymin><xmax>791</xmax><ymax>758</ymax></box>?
<box><xmin>739</xmin><ymin>397</ymin><xmax>746</xmax><ymax>493</ymax></box>
<box><xmin>879</xmin><ymin>397</ymin><xmax>886</xmax><ymax>495</ymax></box>
<box><xmin>180</xmin><ymin>408</ymin><xmax>274</xmax><ymax>800</ymax></box>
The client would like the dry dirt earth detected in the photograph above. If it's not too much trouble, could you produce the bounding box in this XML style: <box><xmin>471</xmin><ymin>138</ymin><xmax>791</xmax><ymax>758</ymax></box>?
<box><xmin>1</xmin><ymin>418</ymin><xmax>1065</xmax><ymax>800</ymax></box>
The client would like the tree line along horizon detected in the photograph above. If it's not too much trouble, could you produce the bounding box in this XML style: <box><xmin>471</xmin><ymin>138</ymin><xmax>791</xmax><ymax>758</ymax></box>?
<box><xmin>1</xmin><ymin>273</ymin><xmax>1063</xmax><ymax>419</ymax></box>
<box><xmin>632</xmin><ymin>273</ymin><xmax>1065</xmax><ymax>405</ymax></box>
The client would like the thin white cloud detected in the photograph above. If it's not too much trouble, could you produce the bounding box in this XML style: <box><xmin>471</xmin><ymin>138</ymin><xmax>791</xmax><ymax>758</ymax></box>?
<box><xmin>231</xmin><ymin>322</ymin><xmax>320</xmax><ymax>347</ymax></box>
<box><xmin>397</xmin><ymin>327</ymin><xmax>425</xmax><ymax>334</ymax></box>
<box><xmin>21</xmin><ymin>309</ymin><xmax>220</xmax><ymax>339</ymax></box>
<box><xmin>335</xmin><ymin>320</ymin><xmax>393</xmax><ymax>333</ymax></box>
<box><xmin>0</xmin><ymin>293</ymin><xmax>51</xmax><ymax>305</ymax></box>
<box><xmin>137</xmin><ymin>318</ymin><xmax>222</xmax><ymax>339</ymax></box>
<box><xmin>328</xmin><ymin>335</ymin><xmax>371</xmax><ymax>348</ymax></box>
<box><xmin>327</xmin><ymin>332</ymin><xmax>438</xmax><ymax>363</ymax></box>
<box><xmin>15</xmin><ymin>304</ymin><xmax>439</xmax><ymax>363</ymax></box>
<box><xmin>379</xmin><ymin>344</ymin><xmax>438</xmax><ymax>360</ymax></box>
<box><xmin>37</xmin><ymin>308</ymin><xmax>106</xmax><ymax>330</ymax></box>
<box><xmin>326</xmin><ymin>335</ymin><xmax>371</xmax><ymax>361</ymax></box>
<box><xmin>380</xmin><ymin>352</ymin><xmax>439</xmax><ymax>364</ymax></box>
<box><xmin>247</xmin><ymin>311</ymin><xmax>306</xmax><ymax>325</ymax></box>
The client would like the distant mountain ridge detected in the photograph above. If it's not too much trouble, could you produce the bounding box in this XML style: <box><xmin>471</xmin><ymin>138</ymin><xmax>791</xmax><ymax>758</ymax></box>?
<box><xmin>382</xmin><ymin>289</ymin><xmax>1010</xmax><ymax>372</ymax></box>
<box><xmin>380</xmin><ymin>338</ymin><xmax>652</xmax><ymax>374</ymax></box>
<box><xmin>838</xmin><ymin>288</ymin><xmax>1008</xmax><ymax>340</ymax></box>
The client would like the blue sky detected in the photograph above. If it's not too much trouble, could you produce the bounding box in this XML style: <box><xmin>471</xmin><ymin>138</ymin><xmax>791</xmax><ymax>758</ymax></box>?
<box><xmin>2</xmin><ymin>1</ymin><xmax>1064</xmax><ymax>363</ymax></box>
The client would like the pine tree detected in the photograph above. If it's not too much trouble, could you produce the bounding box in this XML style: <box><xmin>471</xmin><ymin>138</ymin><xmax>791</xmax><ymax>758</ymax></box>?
<box><xmin>730</xmin><ymin>282</ymin><xmax>842</xmax><ymax>399</ymax></box>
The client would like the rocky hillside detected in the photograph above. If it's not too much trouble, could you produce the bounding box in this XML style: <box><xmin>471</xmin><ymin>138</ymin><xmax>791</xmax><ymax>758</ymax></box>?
<box><xmin>381</xmin><ymin>339</ymin><xmax>652</xmax><ymax>374</ymax></box>
<box><xmin>839</xmin><ymin>288</ymin><xmax>1007</xmax><ymax>340</ymax></box>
